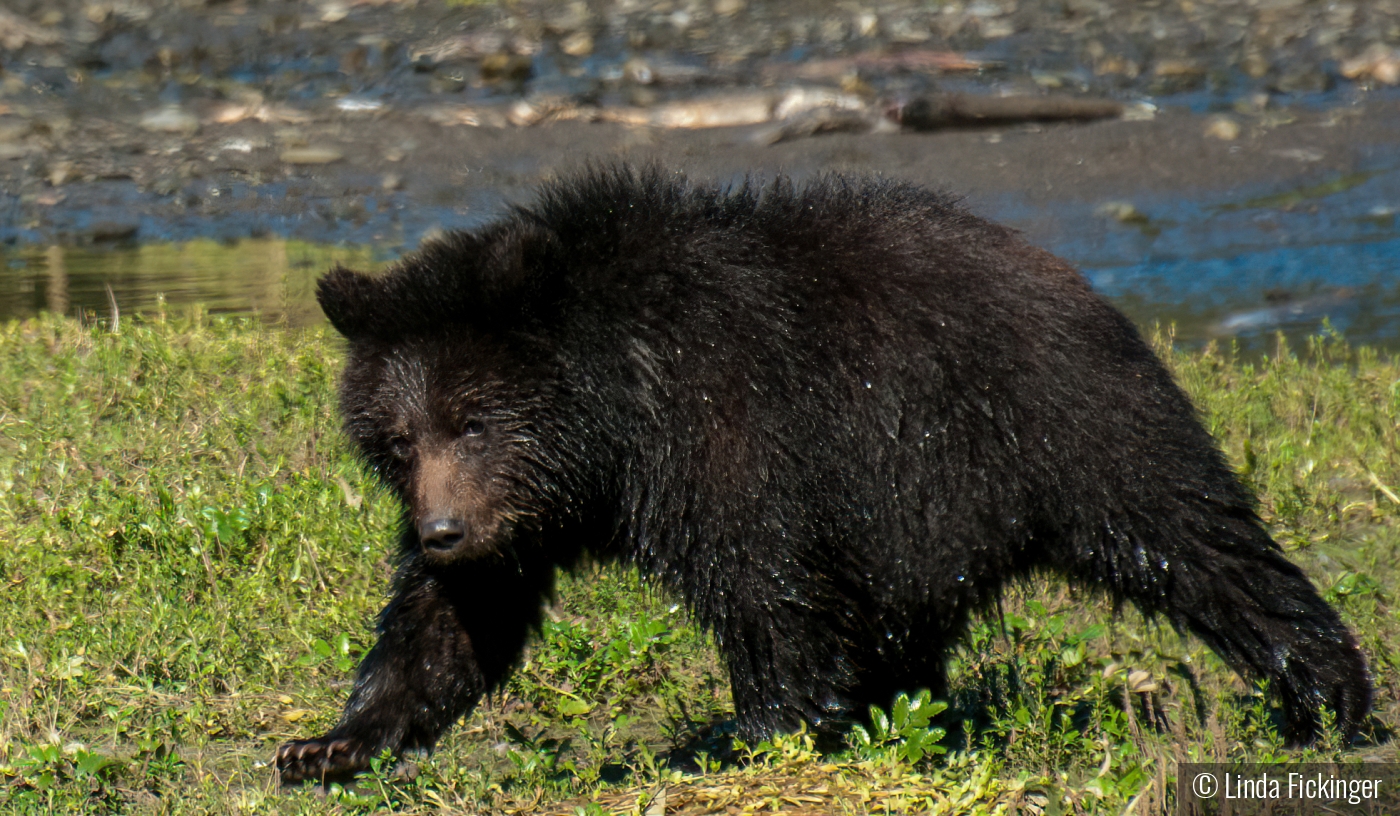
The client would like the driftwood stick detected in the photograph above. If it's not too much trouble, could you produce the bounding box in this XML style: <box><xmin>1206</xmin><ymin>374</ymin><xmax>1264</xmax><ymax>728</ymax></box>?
<box><xmin>898</xmin><ymin>93</ymin><xmax>1124</xmax><ymax>130</ymax></box>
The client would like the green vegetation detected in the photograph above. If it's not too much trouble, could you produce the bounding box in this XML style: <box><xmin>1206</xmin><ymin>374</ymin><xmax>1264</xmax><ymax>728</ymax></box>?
<box><xmin>0</xmin><ymin>314</ymin><xmax>1395</xmax><ymax>814</ymax></box>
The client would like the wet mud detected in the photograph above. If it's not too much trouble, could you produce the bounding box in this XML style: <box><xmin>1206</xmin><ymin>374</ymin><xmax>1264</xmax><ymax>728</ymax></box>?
<box><xmin>1</xmin><ymin>0</ymin><xmax>1398</xmax><ymax>349</ymax></box>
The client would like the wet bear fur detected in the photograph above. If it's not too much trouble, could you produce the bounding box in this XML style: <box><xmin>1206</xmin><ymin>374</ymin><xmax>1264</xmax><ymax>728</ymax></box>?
<box><xmin>276</xmin><ymin>166</ymin><xmax>1371</xmax><ymax>783</ymax></box>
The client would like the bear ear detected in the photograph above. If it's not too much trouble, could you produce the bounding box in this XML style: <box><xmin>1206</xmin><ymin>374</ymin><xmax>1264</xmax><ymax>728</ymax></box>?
<box><xmin>479</xmin><ymin>221</ymin><xmax>560</xmax><ymax>306</ymax></box>
<box><xmin>316</xmin><ymin>266</ymin><xmax>380</xmax><ymax>341</ymax></box>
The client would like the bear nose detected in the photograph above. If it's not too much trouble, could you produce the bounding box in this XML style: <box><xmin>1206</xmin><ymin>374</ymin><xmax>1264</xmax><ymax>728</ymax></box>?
<box><xmin>418</xmin><ymin>518</ymin><xmax>466</xmax><ymax>551</ymax></box>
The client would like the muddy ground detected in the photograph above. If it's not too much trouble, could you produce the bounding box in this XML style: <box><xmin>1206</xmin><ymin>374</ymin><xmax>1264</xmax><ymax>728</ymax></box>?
<box><xmin>2</xmin><ymin>0</ymin><xmax>1399</xmax><ymax>247</ymax></box>
<box><xmin>2</xmin><ymin>96</ymin><xmax>1399</xmax><ymax>247</ymax></box>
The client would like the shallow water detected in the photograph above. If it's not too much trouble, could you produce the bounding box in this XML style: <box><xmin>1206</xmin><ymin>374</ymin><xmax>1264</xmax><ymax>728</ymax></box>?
<box><xmin>996</xmin><ymin>160</ymin><xmax>1400</xmax><ymax>353</ymax></box>
<box><xmin>2</xmin><ymin>162</ymin><xmax>1398</xmax><ymax>354</ymax></box>
<box><xmin>0</xmin><ymin>240</ymin><xmax>385</xmax><ymax>328</ymax></box>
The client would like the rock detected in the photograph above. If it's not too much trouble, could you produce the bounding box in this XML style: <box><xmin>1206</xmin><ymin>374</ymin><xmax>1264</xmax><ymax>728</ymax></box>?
<box><xmin>0</xmin><ymin>9</ymin><xmax>62</xmax><ymax>49</ymax></box>
<box><xmin>855</xmin><ymin>12</ymin><xmax>879</xmax><ymax>37</ymax></box>
<box><xmin>819</xmin><ymin>18</ymin><xmax>848</xmax><ymax>43</ymax></box>
<box><xmin>1204</xmin><ymin>115</ymin><xmax>1240</xmax><ymax>140</ymax></box>
<box><xmin>1096</xmin><ymin>201</ymin><xmax>1149</xmax><ymax>225</ymax></box>
<box><xmin>152</xmin><ymin>174</ymin><xmax>182</xmax><ymax>197</ymax></box>
<box><xmin>1341</xmin><ymin>44</ymin><xmax>1400</xmax><ymax>85</ymax></box>
<box><xmin>1241</xmin><ymin>53</ymin><xmax>1271</xmax><ymax>79</ymax></box>
<box><xmin>507</xmin><ymin>99</ymin><xmax>547</xmax><ymax>127</ymax></box>
<box><xmin>89</xmin><ymin>221</ymin><xmax>139</xmax><ymax>242</ymax></box>
<box><xmin>886</xmin><ymin>18</ymin><xmax>931</xmax><ymax>43</ymax></box>
<box><xmin>0</xmin><ymin>121</ymin><xmax>29</xmax><ymax>143</ymax></box>
<box><xmin>428</xmin><ymin>72</ymin><xmax>467</xmax><ymax>94</ymax></box>
<box><xmin>422</xmin><ymin>104</ymin><xmax>510</xmax><ymax>128</ymax></box>
<box><xmin>140</xmin><ymin>105</ymin><xmax>200</xmax><ymax>135</ymax></box>
<box><xmin>1271</xmin><ymin>148</ymin><xmax>1323</xmax><ymax>162</ymax></box>
<box><xmin>1121</xmin><ymin>101</ymin><xmax>1157</xmax><ymax>121</ymax></box>
<box><xmin>0</xmin><ymin>143</ymin><xmax>29</xmax><ymax>160</ymax></box>
<box><xmin>219</xmin><ymin>139</ymin><xmax>260</xmax><ymax>153</ymax></box>
<box><xmin>559</xmin><ymin>31</ymin><xmax>593</xmax><ymax>57</ymax></box>
<box><xmin>1153</xmin><ymin>59</ymin><xmax>1205</xmax><ymax>78</ymax></box>
<box><xmin>1232</xmin><ymin>92</ymin><xmax>1271</xmax><ymax>115</ymax></box>
<box><xmin>509</xmin><ymin>35</ymin><xmax>541</xmax><ymax>56</ymax></box>
<box><xmin>335</xmin><ymin>95</ymin><xmax>384</xmax><ymax>112</ymax></box>
<box><xmin>208</xmin><ymin>92</ymin><xmax>284</xmax><ymax>125</ymax></box>
<box><xmin>980</xmin><ymin>19</ymin><xmax>1016</xmax><ymax>38</ymax></box>
<box><xmin>623</xmin><ymin>58</ymin><xmax>654</xmax><ymax>84</ymax></box>
<box><xmin>1149</xmin><ymin>58</ymin><xmax>1207</xmax><ymax>92</ymax></box>
<box><xmin>279</xmin><ymin>147</ymin><xmax>343</xmax><ymax>164</ymax></box>
<box><xmin>968</xmin><ymin>0</ymin><xmax>1015</xmax><ymax>16</ymax></box>
<box><xmin>319</xmin><ymin>2</ymin><xmax>348</xmax><ymax>23</ymax></box>
<box><xmin>1273</xmin><ymin>67</ymin><xmax>1333</xmax><ymax>93</ymax></box>
<box><xmin>714</xmin><ymin>0</ymin><xmax>744</xmax><ymax>16</ymax></box>
<box><xmin>480</xmin><ymin>54</ymin><xmax>533</xmax><ymax>82</ymax></box>
<box><xmin>628</xmin><ymin>86</ymin><xmax>659</xmax><ymax>107</ymax></box>
<box><xmin>49</xmin><ymin>160</ymin><xmax>74</xmax><ymax>185</ymax></box>
<box><xmin>545</xmin><ymin>2</ymin><xmax>590</xmax><ymax>34</ymax></box>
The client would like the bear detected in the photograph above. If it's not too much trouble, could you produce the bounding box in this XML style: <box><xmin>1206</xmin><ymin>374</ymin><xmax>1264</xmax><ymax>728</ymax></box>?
<box><xmin>276</xmin><ymin>166</ymin><xmax>1371</xmax><ymax>784</ymax></box>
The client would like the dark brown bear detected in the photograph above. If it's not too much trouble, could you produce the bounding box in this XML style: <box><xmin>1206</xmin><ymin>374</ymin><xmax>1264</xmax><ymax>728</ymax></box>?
<box><xmin>277</xmin><ymin>167</ymin><xmax>1370</xmax><ymax>783</ymax></box>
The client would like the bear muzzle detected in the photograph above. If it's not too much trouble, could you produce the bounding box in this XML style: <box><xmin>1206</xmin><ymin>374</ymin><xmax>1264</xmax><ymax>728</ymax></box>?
<box><xmin>418</xmin><ymin>517</ymin><xmax>467</xmax><ymax>553</ymax></box>
<box><xmin>411</xmin><ymin>449</ymin><xmax>505</xmax><ymax>561</ymax></box>
<box><xmin>414</xmin><ymin>510</ymin><xmax>505</xmax><ymax>562</ymax></box>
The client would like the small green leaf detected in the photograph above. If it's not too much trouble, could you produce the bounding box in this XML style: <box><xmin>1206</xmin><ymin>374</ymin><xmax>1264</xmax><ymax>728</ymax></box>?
<box><xmin>869</xmin><ymin>706</ymin><xmax>890</xmax><ymax>738</ymax></box>
<box><xmin>849</xmin><ymin>724</ymin><xmax>872</xmax><ymax>748</ymax></box>
<box><xmin>893</xmin><ymin>693</ymin><xmax>910</xmax><ymax>728</ymax></box>
<box><xmin>74</xmin><ymin>749</ymin><xmax>118</xmax><ymax>779</ymax></box>
<box><xmin>559</xmin><ymin>698</ymin><xmax>594</xmax><ymax>717</ymax></box>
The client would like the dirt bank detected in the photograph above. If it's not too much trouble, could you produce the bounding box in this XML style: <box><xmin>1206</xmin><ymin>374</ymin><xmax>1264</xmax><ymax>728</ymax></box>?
<box><xmin>1</xmin><ymin>0</ymin><xmax>1398</xmax><ymax>246</ymax></box>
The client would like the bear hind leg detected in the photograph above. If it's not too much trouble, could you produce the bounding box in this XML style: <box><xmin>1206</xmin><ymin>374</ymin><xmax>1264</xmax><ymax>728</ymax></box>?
<box><xmin>1065</xmin><ymin>505</ymin><xmax>1371</xmax><ymax>744</ymax></box>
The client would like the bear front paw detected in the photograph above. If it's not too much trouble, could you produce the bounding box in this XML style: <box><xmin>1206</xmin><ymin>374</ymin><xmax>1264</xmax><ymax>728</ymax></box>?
<box><xmin>275</xmin><ymin>736</ymin><xmax>373</xmax><ymax>785</ymax></box>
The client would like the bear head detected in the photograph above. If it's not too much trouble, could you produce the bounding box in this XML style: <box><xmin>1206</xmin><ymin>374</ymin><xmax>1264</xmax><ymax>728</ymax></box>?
<box><xmin>315</xmin><ymin>228</ymin><xmax>565</xmax><ymax>564</ymax></box>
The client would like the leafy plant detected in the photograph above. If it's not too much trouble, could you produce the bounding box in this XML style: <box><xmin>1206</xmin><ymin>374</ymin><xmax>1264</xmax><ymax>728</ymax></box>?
<box><xmin>296</xmin><ymin>633</ymin><xmax>365</xmax><ymax>674</ymax></box>
<box><xmin>849</xmin><ymin>689</ymin><xmax>949</xmax><ymax>764</ymax></box>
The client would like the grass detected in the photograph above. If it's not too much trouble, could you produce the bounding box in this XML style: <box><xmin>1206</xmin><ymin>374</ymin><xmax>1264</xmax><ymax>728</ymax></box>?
<box><xmin>0</xmin><ymin>313</ymin><xmax>1395</xmax><ymax>814</ymax></box>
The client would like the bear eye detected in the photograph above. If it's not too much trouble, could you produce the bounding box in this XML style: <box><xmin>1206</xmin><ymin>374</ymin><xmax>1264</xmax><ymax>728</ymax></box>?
<box><xmin>388</xmin><ymin>436</ymin><xmax>413</xmax><ymax>460</ymax></box>
<box><xmin>463</xmin><ymin>420</ymin><xmax>486</xmax><ymax>437</ymax></box>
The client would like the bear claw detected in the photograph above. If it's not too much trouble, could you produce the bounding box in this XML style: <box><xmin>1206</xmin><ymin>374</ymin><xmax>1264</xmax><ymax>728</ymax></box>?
<box><xmin>275</xmin><ymin>737</ymin><xmax>369</xmax><ymax>785</ymax></box>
